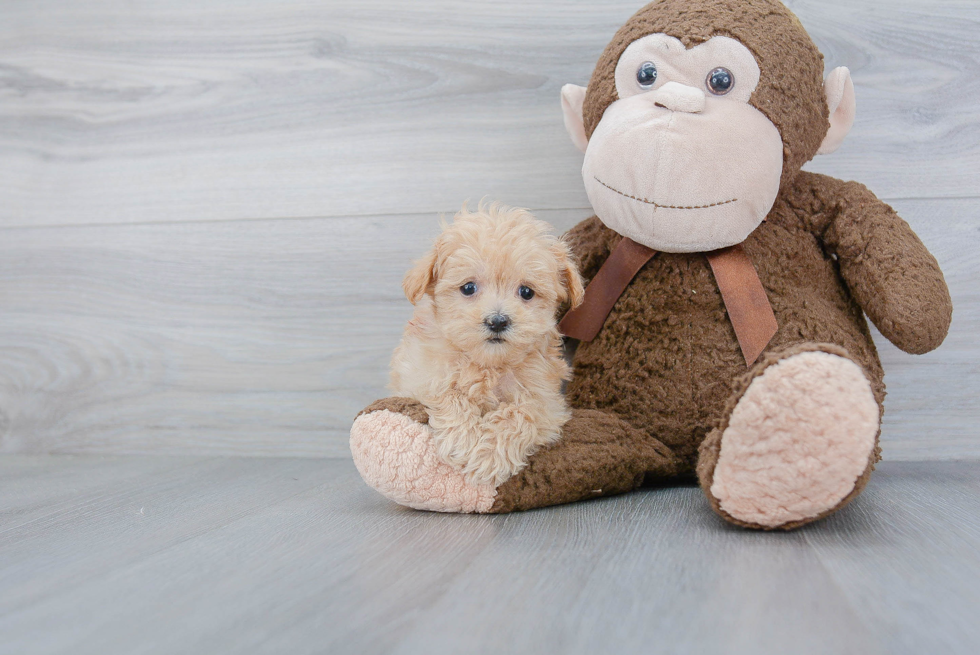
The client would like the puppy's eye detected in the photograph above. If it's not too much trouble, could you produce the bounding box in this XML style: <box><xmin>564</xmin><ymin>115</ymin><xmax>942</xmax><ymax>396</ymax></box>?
<box><xmin>518</xmin><ymin>285</ymin><xmax>535</xmax><ymax>301</ymax></box>
<box><xmin>460</xmin><ymin>282</ymin><xmax>477</xmax><ymax>296</ymax></box>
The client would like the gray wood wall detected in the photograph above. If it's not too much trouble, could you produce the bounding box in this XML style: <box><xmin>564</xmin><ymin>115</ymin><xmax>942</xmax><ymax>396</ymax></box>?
<box><xmin>1</xmin><ymin>0</ymin><xmax>977</xmax><ymax>459</ymax></box>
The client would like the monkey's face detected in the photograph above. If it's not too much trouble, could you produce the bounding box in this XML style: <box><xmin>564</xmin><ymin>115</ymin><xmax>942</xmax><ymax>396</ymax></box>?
<box><xmin>562</xmin><ymin>0</ymin><xmax>855</xmax><ymax>254</ymax></box>
<box><xmin>575</xmin><ymin>35</ymin><xmax>785</xmax><ymax>253</ymax></box>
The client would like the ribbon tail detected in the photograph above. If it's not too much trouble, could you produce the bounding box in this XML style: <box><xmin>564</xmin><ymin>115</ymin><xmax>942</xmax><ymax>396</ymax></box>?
<box><xmin>706</xmin><ymin>245</ymin><xmax>778</xmax><ymax>366</ymax></box>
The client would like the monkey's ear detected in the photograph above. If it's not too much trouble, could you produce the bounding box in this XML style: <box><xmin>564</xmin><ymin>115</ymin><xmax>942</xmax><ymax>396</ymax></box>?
<box><xmin>402</xmin><ymin>248</ymin><xmax>438</xmax><ymax>305</ymax></box>
<box><xmin>561</xmin><ymin>84</ymin><xmax>589</xmax><ymax>154</ymax></box>
<box><xmin>817</xmin><ymin>67</ymin><xmax>855</xmax><ymax>155</ymax></box>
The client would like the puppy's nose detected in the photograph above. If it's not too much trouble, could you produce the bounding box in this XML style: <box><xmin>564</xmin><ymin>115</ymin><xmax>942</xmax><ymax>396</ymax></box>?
<box><xmin>484</xmin><ymin>314</ymin><xmax>511</xmax><ymax>334</ymax></box>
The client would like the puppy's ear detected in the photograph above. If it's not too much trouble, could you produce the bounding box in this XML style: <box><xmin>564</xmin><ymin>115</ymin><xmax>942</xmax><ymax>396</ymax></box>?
<box><xmin>402</xmin><ymin>247</ymin><xmax>438</xmax><ymax>304</ymax></box>
<box><xmin>554</xmin><ymin>239</ymin><xmax>585</xmax><ymax>308</ymax></box>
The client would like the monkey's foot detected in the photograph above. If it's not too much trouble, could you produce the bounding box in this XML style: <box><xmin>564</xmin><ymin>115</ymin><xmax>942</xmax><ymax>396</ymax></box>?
<box><xmin>349</xmin><ymin>398</ymin><xmax>496</xmax><ymax>513</ymax></box>
<box><xmin>698</xmin><ymin>345</ymin><xmax>880</xmax><ymax>530</ymax></box>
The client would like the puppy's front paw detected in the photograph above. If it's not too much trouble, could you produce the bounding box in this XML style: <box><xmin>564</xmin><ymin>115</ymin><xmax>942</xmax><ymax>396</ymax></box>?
<box><xmin>350</xmin><ymin>406</ymin><xmax>497</xmax><ymax>513</ymax></box>
<box><xmin>459</xmin><ymin>440</ymin><xmax>529</xmax><ymax>487</ymax></box>
<box><xmin>460</xmin><ymin>405</ymin><xmax>560</xmax><ymax>486</ymax></box>
<box><xmin>427</xmin><ymin>399</ymin><xmax>486</xmax><ymax>469</ymax></box>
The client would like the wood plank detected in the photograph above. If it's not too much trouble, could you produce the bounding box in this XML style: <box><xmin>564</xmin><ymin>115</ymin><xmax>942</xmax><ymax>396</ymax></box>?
<box><xmin>0</xmin><ymin>456</ymin><xmax>502</xmax><ymax>655</ymax></box>
<box><xmin>804</xmin><ymin>461</ymin><xmax>980</xmax><ymax>654</ymax></box>
<box><xmin>1</xmin><ymin>0</ymin><xmax>978</xmax><ymax>229</ymax></box>
<box><xmin>0</xmin><ymin>456</ymin><xmax>332</xmax><ymax>617</ymax></box>
<box><xmin>391</xmin><ymin>490</ymin><xmax>878</xmax><ymax>655</ymax></box>
<box><xmin>0</xmin><ymin>455</ymin><xmax>191</xmax><ymax>525</ymax></box>
<box><xmin>0</xmin><ymin>457</ymin><xmax>977</xmax><ymax>654</ymax></box>
<box><xmin>1</xmin><ymin>199</ymin><xmax>975</xmax><ymax>458</ymax></box>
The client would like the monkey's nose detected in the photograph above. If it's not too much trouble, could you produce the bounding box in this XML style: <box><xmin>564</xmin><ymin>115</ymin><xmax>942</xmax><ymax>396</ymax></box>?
<box><xmin>651</xmin><ymin>81</ymin><xmax>705</xmax><ymax>114</ymax></box>
<box><xmin>484</xmin><ymin>314</ymin><xmax>511</xmax><ymax>334</ymax></box>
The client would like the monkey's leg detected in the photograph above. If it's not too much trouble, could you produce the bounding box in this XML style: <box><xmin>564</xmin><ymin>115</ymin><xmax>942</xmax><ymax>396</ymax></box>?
<box><xmin>350</xmin><ymin>398</ymin><xmax>680</xmax><ymax>514</ymax></box>
<box><xmin>488</xmin><ymin>409</ymin><xmax>680</xmax><ymax>513</ymax></box>
<box><xmin>697</xmin><ymin>343</ymin><xmax>881</xmax><ymax>530</ymax></box>
<box><xmin>349</xmin><ymin>397</ymin><xmax>497</xmax><ymax>513</ymax></box>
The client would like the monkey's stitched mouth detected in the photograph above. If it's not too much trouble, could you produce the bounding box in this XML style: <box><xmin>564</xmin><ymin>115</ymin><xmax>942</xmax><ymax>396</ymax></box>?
<box><xmin>594</xmin><ymin>176</ymin><xmax>737</xmax><ymax>210</ymax></box>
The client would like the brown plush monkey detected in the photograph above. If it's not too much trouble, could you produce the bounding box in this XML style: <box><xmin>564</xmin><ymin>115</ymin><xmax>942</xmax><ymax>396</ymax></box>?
<box><xmin>350</xmin><ymin>0</ymin><xmax>952</xmax><ymax>529</ymax></box>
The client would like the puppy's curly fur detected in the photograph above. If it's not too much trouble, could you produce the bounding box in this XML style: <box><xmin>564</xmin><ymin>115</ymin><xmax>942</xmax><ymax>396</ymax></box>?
<box><xmin>390</xmin><ymin>204</ymin><xmax>585</xmax><ymax>485</ymax></box>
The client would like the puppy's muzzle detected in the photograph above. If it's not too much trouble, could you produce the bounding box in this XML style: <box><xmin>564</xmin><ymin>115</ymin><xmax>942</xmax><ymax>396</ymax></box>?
<box><xmin>484</xmin><ymin>314</ymin><xmax>511</xmax><ymax>334</ymax></box>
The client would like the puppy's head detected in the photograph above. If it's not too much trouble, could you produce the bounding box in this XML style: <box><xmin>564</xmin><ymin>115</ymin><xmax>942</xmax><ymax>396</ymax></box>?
<box><xmin>403</xmin><ymin>203</ymin><xmax>584</xmax><ymax>362</ymax></box>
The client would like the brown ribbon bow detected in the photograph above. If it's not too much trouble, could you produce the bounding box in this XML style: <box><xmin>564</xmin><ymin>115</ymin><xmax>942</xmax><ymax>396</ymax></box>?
<box><xmin>558</xmin><ymin>238</ymin><xmax>777</xmax><ymax>366</ymax></box>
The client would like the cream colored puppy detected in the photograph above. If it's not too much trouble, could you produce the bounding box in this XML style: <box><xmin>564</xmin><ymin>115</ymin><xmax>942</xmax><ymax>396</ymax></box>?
<box><xmin>390</xmin><ymin>204</ymin><xmax>585</xmax><ymax>486</ymax></box>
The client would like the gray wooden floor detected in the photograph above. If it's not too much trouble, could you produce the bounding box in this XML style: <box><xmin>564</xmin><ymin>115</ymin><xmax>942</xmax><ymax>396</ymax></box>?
<box><xmin>0</xmin><ymin>456</ymin><xmax>977</xmax><ymax>655</ymax></box>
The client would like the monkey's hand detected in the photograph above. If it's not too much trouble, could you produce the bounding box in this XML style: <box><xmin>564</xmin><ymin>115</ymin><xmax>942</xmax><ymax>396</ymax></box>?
<box><xmin>816</xmin><ymin>176</ymin><xmax>952</xmax><ymax>354</ymax></box>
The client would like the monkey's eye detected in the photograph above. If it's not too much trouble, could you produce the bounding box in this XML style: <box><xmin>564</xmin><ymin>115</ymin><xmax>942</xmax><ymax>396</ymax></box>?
<box><xmin>636</xmin><ymin>61</ymin><xmax>658</xmax><ymax>88</ymax></box>
<box><xmin>706</xmin><ymin>67</ymin><xmax>734</xmax><ymax>95</ymax></box>
<box><xmin>460</xmin><ymin>282</ymin><xmax>477</xmax><ymax>296</ymax></box>
<box><xmin>518</xmin><ymin>285</ymin><xmax>535</xmax><ymax>301</ymax></box>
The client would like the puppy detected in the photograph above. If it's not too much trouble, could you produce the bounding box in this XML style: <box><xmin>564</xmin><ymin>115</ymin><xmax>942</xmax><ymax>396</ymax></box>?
<box><xmin>390</xmin><ymin>203</ymin><xmax>585</xmax><ymax>486</ymax></box>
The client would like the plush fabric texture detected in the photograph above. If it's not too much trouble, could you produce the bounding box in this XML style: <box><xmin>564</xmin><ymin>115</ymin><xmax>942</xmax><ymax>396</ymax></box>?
<box><xmin>576</xmin><ymin>32</ymin><xmax>785</xmax><ymax>252</ymax></box>
<box><xmin>613</xmin><ymin>35</ymin><xmax>762</xmax><ymax>106</ymax></box>
<box><xmin>820</xmin><ymin>181</ymin><xmax>953</xmax><ymax>355</ymax></box>
<box><xmin>582</xmin><ymin>0</ymin><xmax>828</xmax><ymax>188</ymax></box>
<box><xmin>350</xmin><ymin>405</ymin><xmax>496</xmax><ymax>513</ymax></box>
<box><xmin>490</xmin><ymin>408</ymin><xmax>681</xmax><ymax>513</ymax></box>
<box><xmin>817</xmin><ymin>67</ymin><xmax>855</xmax><ymax>155</ymax></box>
<box><xmin>561</xmin><ymin>171</ymin><xmax>948</xmax><ymax>471</ymax></box>
<box><xmin>357</xmin><ymin>396</ymin><xmax>431</xmax><ymax>425</ymax></box>
<box><xmin>582</xmin><ymin>77</ymin><xmax>785</xmax><ymax>252</ymax></box>
<box><xmin>696</xmin><ymin>342</ymin><xmax>881</xmax><ymax>530</ymax></box>
<box><xmin>561</xmin><ymin>84</ymin><xmax>589</xmax><ymax>153</ymax></box>
<box><xmin>707</xmin><ymin>349</ymin><xmax>879</xmax><ymax>528</ymax></box>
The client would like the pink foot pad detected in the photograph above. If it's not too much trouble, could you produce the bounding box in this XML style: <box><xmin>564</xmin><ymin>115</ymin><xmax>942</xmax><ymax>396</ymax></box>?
<box><xmin>350</xmin><ymin>409</ymin><xmax>497</xmax><ymax>513</ymax></box>
<box><xmin>710</xmin><ymin>351</ymin><xmax>879</xmax><ymax>528</ymax></box>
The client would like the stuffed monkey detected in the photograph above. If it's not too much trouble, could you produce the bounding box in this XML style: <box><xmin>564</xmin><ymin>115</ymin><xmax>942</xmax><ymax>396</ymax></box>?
<box><xmin>350</xmin><ymin>0</ymin><xmax>952</xmax><ymax>529</ymax></box>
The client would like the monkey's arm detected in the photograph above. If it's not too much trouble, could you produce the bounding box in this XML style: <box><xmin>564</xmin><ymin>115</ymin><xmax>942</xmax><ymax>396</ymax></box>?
<box><xmin>802</xmin><ymin>173</ymin><xmax>952</xmax><ymax>354</ymax></box>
